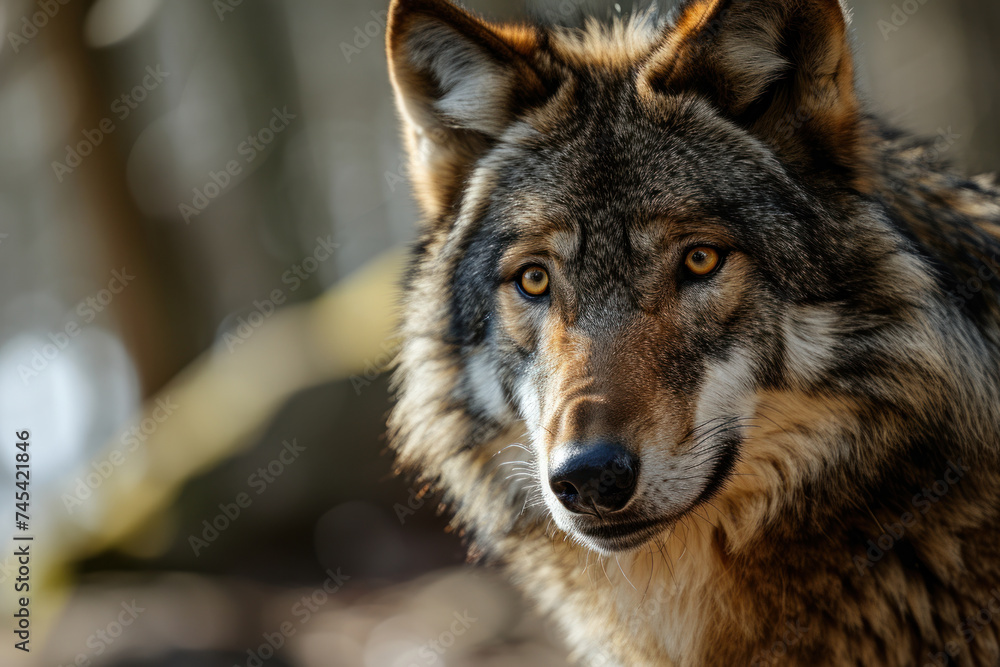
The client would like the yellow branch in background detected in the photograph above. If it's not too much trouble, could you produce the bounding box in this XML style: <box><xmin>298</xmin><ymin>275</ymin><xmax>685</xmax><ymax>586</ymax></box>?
<box><xmin>95</xmin><ymin>246</ymin><xmax>403</xmax><ymax>550</ymax></box>
<box><xmin>19</xmin><ymin>248</ymin><xmax>405</xmax><ymax>663</ymax></box>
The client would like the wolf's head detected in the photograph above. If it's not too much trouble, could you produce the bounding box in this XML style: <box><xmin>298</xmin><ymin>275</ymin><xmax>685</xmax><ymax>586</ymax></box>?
<box><xmin>386</xmin><ymin>0</ymin><xmax>978</xmax><ymax>555</ymax></box>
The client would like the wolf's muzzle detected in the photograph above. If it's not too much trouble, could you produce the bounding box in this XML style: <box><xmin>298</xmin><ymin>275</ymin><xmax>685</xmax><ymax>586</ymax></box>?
<box><xmin>548</xmin><ymin>441</ymin><xmax>639</xmax><ymax>514</ymax></box>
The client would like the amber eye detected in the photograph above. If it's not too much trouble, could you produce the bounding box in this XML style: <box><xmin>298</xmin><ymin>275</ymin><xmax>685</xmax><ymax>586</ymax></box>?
<box><xmin>684</xmin><ymin>247</ymin><xmax>722</xmax><ymax>277</ymax></box>
<box><xmin>518</xmin><ymin>266</ymin><xmax>550</xmax><ymax>297</ymax></box>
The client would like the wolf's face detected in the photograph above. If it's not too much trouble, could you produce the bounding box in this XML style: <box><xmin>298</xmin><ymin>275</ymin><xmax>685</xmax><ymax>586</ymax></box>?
<box><xmin>387</xmin><ymin>0</ymin><xmax>940</xmax><ymax>555</ymax></box>
<box><xmin>453</xmin><ymin>102</ymin><xmax>883</xmax><ymax>553</ymax></box>
<box><xmin>476</xmin><ymin>129</ymin><xmax>771</xmax><ymax>550</ymax></box>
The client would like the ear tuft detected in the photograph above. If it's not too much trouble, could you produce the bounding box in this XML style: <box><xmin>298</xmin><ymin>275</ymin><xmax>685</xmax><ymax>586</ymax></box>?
<box><xmin>642</xmin><ymin>0</ymin><xmax>863</xmax><ymax>181</ymax></box>
<box><xmin>387</xmin><ymin>0</ymin><xmax>548</xmax><ymax>218</ymax></box>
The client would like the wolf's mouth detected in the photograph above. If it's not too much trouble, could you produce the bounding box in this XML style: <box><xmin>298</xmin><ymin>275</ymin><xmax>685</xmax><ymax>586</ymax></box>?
<box><xmin>567</xmin><ymin>434</ymin><xmax>743</xmax><ymax>553</ymax></box>
<box><xmin>576</xmin><ymin>516</ymin><xmax>672</xmax><ymax>552</ymax></box>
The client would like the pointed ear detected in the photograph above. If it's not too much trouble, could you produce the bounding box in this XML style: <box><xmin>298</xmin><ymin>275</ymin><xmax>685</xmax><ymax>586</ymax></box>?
<box><xmin>386</xmin><ymin>0</ymin><xmax>549</xmax><ymax>219</ymax></box>
<box><xmin>641</xmin><ymin>0</ymin><xmax>862</xmax><ymax>181</ymax></box>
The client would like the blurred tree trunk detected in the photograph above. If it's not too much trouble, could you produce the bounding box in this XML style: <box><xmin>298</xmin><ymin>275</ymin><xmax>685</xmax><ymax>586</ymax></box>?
<box><xmin>45</xmin><ymin>0</ymin><xmax>185</xmax><ymax>395</ymax></box>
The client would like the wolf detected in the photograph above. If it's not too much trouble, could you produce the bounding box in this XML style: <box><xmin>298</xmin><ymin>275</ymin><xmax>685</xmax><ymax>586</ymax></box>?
<box><xmin>384</xmin><ymin>0</ymin><xmax>1000</xmax><ymax>664</ymax></box>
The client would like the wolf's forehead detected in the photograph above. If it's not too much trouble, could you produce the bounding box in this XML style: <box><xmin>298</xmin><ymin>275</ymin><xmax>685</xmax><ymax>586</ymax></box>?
<box><xmin>494</xmin><ymin>187</ymin><xmax>683</xmax><ymax>267</ymax></box>
<box><xmin>501</xmin><ymin>92</ymin><xmax>752</xmax><ymax>202</ymax></box>
<box><xmin>487</xmin><ymin>93</ymin><xmax>793</xmax><ymax>231</ymax></box>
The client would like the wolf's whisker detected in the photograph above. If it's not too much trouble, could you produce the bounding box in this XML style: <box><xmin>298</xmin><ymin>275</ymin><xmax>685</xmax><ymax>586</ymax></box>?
<box><xmin>492</xmin><ymin>443</ymin><xmax>532</xmax><ymax>459</ymax></box>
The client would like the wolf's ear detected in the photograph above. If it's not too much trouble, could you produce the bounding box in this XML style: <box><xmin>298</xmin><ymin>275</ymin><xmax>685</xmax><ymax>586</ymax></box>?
<box><xmin>641</xmin><ymin>0</ymin><xmax>862</xmax><ymax>181</ymax></box>
<box><xmin>387</xmin><ymin>0</ymin><xmax>548</xmax><ymax>219</ymax></box>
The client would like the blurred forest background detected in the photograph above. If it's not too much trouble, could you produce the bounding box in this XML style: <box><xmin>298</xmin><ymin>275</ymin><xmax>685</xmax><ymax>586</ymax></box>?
<box><xmin>0</xmin><ymin>0</ymin><xmax>997</xmax><ymax>665</ymax></box>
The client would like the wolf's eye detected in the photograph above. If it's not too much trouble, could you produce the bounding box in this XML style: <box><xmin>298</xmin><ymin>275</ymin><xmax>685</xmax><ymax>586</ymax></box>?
<box><xmin>684</xmin><ymin>247</ymin><xmax>722</xmax><ymax>277</ymax></box>
<box><xmin>517</xmin><ymin>266</ymin><xmax>550</xmax><ymax>297</ymax></box>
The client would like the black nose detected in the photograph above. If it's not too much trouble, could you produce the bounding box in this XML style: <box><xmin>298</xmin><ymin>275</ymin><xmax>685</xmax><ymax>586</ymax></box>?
<box><xmin>548</xmin><ymin>441</ymin><xmax>639</xmax><ymax>514</ymax></box>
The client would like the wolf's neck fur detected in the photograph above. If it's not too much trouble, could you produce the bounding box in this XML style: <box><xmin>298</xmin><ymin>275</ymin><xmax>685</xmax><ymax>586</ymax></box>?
<box><xmin>873</xmin><ymin>124</ymin><xmax>1000</xmax><ymax>338</ymax></box>
<box><xmin>492</xmin><ymin>407</ymin><xmax>1000</xmax><ymax>666</ymax></box>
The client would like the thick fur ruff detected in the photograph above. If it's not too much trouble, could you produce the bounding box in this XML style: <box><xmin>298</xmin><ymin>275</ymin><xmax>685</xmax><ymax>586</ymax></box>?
<box><xmin>385</xmin><ymin>1</ymin><xmax>1000</xmax><ymax>664</ymax></box>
